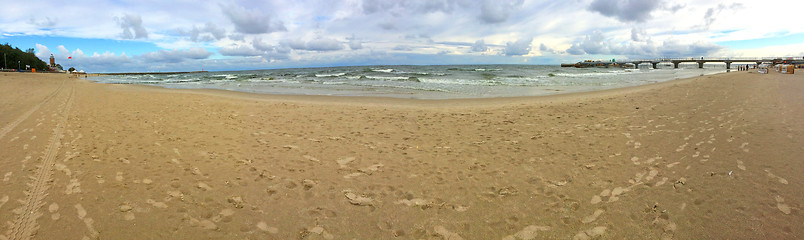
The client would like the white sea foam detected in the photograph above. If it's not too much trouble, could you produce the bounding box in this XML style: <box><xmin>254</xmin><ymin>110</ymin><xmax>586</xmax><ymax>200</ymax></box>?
<box><xmin>315</xmin><ymin>72</ymin><xmax>346</xmax><ymax>77</ymax></box>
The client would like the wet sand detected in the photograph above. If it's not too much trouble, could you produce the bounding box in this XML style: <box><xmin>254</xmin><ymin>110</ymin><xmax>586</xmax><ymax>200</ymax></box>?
<box><xmin>1</xmin><ymin>70</ymin><xmax>802</xmax><ymax>239</ymax></box>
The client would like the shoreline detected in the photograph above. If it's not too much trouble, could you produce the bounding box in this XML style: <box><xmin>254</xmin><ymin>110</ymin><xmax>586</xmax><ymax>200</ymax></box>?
<box><xmin>81</xmin><ymin>70</ymin><xmax>730</xmax><ymax>108</ymax></box>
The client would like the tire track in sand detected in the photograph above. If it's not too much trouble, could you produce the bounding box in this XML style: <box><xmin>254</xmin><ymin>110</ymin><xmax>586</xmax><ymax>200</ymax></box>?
<box><xmin>3</xmin><ymin>85</ymin><xmax>74</xmax><ymax>240</ymax></box>
<box><xmin>0</xmin><ymin>79</ymin><xmax>65</xmax><ymax>140</ymax></box>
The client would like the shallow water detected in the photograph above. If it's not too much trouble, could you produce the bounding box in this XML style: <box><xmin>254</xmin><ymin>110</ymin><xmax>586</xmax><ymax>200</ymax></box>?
<box><xmin>89</xmin><ymin>64</ymin><xmax>727</xmax><ymax>99</ymax></box>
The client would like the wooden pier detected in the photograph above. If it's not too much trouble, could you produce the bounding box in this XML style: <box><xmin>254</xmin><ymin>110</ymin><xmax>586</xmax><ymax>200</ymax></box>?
<box><xmin>563</xmin><ymin>58</ymin><xmax>803</xmax><ymax>69</ymax></box>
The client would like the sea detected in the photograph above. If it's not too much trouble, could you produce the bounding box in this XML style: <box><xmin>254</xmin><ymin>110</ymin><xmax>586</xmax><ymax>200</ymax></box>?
<box><xmin>88</xmin><ymin>64</ymin><xmax>728</xmax><ymax>99</ymax></box>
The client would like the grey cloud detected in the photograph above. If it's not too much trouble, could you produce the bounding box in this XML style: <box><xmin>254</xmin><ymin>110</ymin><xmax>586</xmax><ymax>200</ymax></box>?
<box><xmin>471</xmin><ymin>40</ymin><xmax>488</xmax><ymax>52</ymax></box>
<box><xmin>349</xmin><ymin>39</ymin><xmax>363</xmax><ymax>50</ymax></box>
<box><xmin>566</xmin><ymin>30</ymin><xmax>722</xmax><ymax>57</ymax></box>
<box><xmin>219</xmin><ymin>45</ymin><xmax>261</xmax><ymax>56</ymax></box>
<box><xmin>479</xmin><ymin>0</ymin><xmax>523</xmax><ymax>24</ymax></box>
<box><xmin>539</xmin><ymin>43</ymin><xmax>559</xmax><ymax>54</ymax></box>
<box><xmin>178</xmin><ymin>22</ymin><xmax>227</xmax><ymax>42</ymax></box>
<box><xmin>280</xmin><ymin>38</ymin><xmax>308</xmax><ymax>50</ymax></box>
<box><xmin>277</xmin><ymin>38</ymin><xmax>344</xmax><ymax>52</ymax></box>
<box><xmin>222</xmin><ymin>2</ymin><xmax>285</xmax><ymax>34</ymax></box>
<box><xmin>566</xmin><ymin>30</ymin><xmax>608</xmax><ymax>55</ymax></box>
<box><xmin>115</xmin><ymin>14</ymin><xmax>148</xmax><ymax>39</ymax></box>
<box><xmin>393</xmin><ymin>45</ymin><xmax>413</xmax><ymax>51</ymax></box>
<box><xmin>362</xmin><ymin>0</ymin><xmax>396</xmax><ymax>14</ymax></box>
<box><xmin>252</xmin><ymin>38</ymin><xmax>274</xmax><ymax>52</ymax></box>
<box><xmin>700</xmin><ymin>3</ymin><xmax>743</xmax><ymax>30</ymax></box>
<box><xmin>228</xmin><ymin>34</ymin><xmax>245</xmax><ymax>41</ymax></box>
<box><xmin>665</xmin><ymin>3</ymin><xmax>685</xmax><ymax>13</ymax></box>
<box><xmin>28</xmin><ymin>17</ymin><xmax>57</xmax><ymax>28</ymax></box>
<box><xmin>362</xmin><ymin>0</ymin><xmax>458</xmax><ymax>15</ymax></box>
<box><xmin>504</xmin><ymin>38</ymin><xmax>532</xmax><ymax>56</ymax></box>
<box><xmin>631</xmin><ymin>27</ymin><xmax>647</xmax><ymax>41</ymax></box>
<box><xmin>220</xmin><ymin>39</ymin><xmax>289</xmax><ymax>60</ymax></box>
<box><xmin>378</xmin><ymin>22</ymin><xmax>396</xmax><ymax>30</ymax></box>
<box><xmin>588</xmin><ymin>0</ymin><xmax>661</xmax><ymax>23</ymax></box>
<box><xmin>657</xmin><ymin>40</ymin><xmax>722</xmax><ymax>58</ymax></box>
<box><xmin>306</xmin><ymin>38</ymin><xmax>344</xmax><ymax>51</ymax></box>
<box><xmin>141</xmin><ymin>48</ymin><xmax>212</xmax><ymax>63</ymax></box>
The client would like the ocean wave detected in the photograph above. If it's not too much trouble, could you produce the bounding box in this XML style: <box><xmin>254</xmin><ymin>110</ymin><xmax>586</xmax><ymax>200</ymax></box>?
<box><xmin>372</xmin><ymin>68</ymin><xmax>394</xmax><ymax>73</ymax></box>
<box><xmin>361</xmin><ymin>75</ymin><xmax>417</xmax><ymax>81</ymax></box>
<box><xmin>552</xmin><ymin>71</ymin><xmax>637</xmax><ymax>78</ymax></box>
<box><xmin>315</xmin><ymin>72</ymin><xmax>346</xmax><ymax>77</ymax></box>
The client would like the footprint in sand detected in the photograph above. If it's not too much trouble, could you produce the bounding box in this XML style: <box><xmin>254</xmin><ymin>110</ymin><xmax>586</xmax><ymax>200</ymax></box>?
<box><xmin>3</xmin><ymin>172</ymin><xmax>11</xmax><ymax>182</ymax></box>
<box><xmin>581</xmin><ymin>209</ymin><xmax>605</xmax><ymax>224</ymax></box>
<box><xmin>0</xmin><ymin>195</ymin><xmax>8</xmax><ymax>209</ymax></box>
<box><xmin>65</xmin><ymin>179</ymin><xmax>82</xmax><ymax>194</ymax></box>
<box><xmin>573</xmin><ymin>226</ymin><xmax>606</xmax><ymax>240</ymax></box>
<box><xmin>304</xmin><ymin>226</ymin><xmax>334</xmax><ymax>240</ymax></box>
<box><xmin>608</xmin><ymin>187</ymin><xmax>629</xmax><ymax>202</ymax></box>
<box><xmin>343</xmin><ymin>190</ymin><xmax>374</xmax><ymax>206</ymax></box>
<box><xmin>146</xmin><ymin>199</ymin><xmax>168</xmax><ymax>209</ymax></box>
<box><xmin>739</xmin><ymin>142</ymin><xmax>750</xmax><ymax>152</ymax></box>
<box><xmin>75</xmin><ymin>204</ymin><xmax>87</xmax><ymax>219</ymax></box>
<box><xmin>49</xmin><ymin>202</ymin><xmax>60</xmax><ymax>220</ymax></box>
<box><xmin>630</xmin><ymin>157</ymin><xmax>640</xmax><ymax>165</ymax></box>
<box><xmin>197</xmin><ymin>182</ymin><xmax>213</xmax><ymax>191</ymax></box>
<box><xmin>396</xmin><ymin>198</ymin><xmax>434</xmax><ymax>209</ymax></box>
<box><xmin>434</xmin><ymin>226</ymin><xmax>463</xmax><ymax>240</ymax></box>
<box><xmin>736</xmin><ymin>160</ymin><xmax>746</xmax><ymax>170</ymax></box>
<box><xmin>676</xmin><ymin>143</ymin><xmax>688</xmax><ymax>152</ymax></box>
<box><xmin>344</xmin><ymin>163</ymin><xmax>384</xmax><ymax>179</ymax></box>
<box><xmin>502</xmin><ymin>225</ymin><xmax>551</xmax><ymax>240</ymax></box>
<box><xmin>775</xmin><ymin>195</ymin><xmax>792</xmax><ymax>215</ymax></box>
<box><xmin>666</xmin><ymin>162</ymin><xmax>680</xmax><ymax>168</ymax></box>
<box><xmin>655</xmin><ymin>177</ymin><xmax>669</xmax><ymax>187</ymax></box>
<box><xmin>336</xmin><ymin>157</ymin><xmax>356</xmax><ymax>169</ymax></box>
<box><xmin>302</xmin><ymin>155</ymin><xmax>320</xmax><ymax>163</ymax></box>
<box><xmin>115</xmin><ymin>172</ymin><xmax>124</xmax><ymax>181</ymax></box>
<box><xmin>591</xmin><ymin>189</ymin><xmax>611</xmax><ymax>204</ymax></box>
<box><xmin>764</xmin><ymin>169</ymin><xmax>788</xmax><ymax>184</ymax></box>
<box><xmin>256</xmin><ymin>221</ymin><xmax>279</xmax><ymax>234</ymax></box>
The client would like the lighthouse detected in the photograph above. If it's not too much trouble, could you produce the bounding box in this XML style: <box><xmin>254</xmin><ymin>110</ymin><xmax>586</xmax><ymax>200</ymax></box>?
<box><xmin>49</xmin><ymin>54</ymin><xmax>56</xmax><ymax>71</ymax></box>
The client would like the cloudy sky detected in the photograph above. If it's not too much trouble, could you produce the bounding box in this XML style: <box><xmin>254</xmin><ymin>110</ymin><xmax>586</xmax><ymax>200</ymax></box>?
<box><xmin>1</xmin><ymin>0</ymin><xmax>802</xmax><ymax>72</ymax></box>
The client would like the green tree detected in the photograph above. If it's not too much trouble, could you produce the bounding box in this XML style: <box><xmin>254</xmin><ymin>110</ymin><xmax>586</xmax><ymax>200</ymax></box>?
<box><xmin>0</xmin><ymin>43</ymin><xmax>48</xmax><ymax>71</ymax></box>
<box><xmin>68</xmin><ymin>67</ymin><xmax>76</xmax><ymax>72</ymax></box>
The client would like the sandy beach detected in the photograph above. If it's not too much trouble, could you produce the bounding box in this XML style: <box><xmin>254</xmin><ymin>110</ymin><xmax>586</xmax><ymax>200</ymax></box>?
<box><xmin>1</xmin><ymin>70</ymin><xmax>802</xmax><ymax>239</ymax></box>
